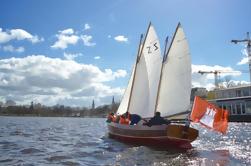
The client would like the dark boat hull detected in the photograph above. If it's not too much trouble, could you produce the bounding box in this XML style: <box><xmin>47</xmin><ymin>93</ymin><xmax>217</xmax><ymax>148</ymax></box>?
<box><xmin>107</xmin><ymin>122</ymin><xmax>198</xmax><ymax>149</ymax></box>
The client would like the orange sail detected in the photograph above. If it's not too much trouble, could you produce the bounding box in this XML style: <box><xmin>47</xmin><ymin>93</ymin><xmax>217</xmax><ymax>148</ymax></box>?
<box><xmin>190</xmin><ymin>96</ymin><xmax>229</xmax><ymax>134</ymax></box>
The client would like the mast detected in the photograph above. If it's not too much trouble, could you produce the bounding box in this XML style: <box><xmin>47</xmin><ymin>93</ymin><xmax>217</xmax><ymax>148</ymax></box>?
<box><xmin>154</xmin><ymin>23</ymin><xmax>181</xmax><ymax>114</ymax></box>
<box><xmin>126</xmin><ymin>22</ymin><xmax>151</xmax><ymax>113</ymax></box>
<box><xmin>154</xmin><ymin>36</ymin><xmax>169</xmax><ymax>114</ymax></box>
<box><xmin>126</xmin><ymin>34</ymin><xmax>143</xmax><ymax>113</ymax></box>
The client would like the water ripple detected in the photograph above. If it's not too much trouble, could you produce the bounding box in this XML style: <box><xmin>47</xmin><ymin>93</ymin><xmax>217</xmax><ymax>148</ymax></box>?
<box><xmin>0</xmin><ymin>117</ymin><xmax>250</xmax><ymax>165</ymax></box>
<box><xmin>20</xmin><ymin>148</ymin><xmax>43</xmax><ymax>154</ymax></box>
<box><xmin>45</xmin><ymin>155</ymin><xmax>72</xmax><ymax>162</ymax></box>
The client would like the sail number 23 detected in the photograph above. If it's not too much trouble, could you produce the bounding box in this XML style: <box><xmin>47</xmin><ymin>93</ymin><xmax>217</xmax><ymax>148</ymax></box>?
<box><xmin>146</xmin><ymin>42</ymin><xmax>158</xmax><ymax>54</ymax></box>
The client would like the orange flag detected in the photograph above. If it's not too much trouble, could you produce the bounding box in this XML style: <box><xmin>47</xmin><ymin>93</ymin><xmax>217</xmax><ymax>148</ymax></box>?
<box><xmin>190</xmin><ymin>96</ymin><xmax>229</xmax><ymax>134</ymax></box>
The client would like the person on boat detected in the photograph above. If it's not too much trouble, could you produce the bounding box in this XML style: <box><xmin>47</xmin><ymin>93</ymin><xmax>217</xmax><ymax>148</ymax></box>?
<box><xmin>106</xmin><ymin>112</ymin><xmax>116</xmax><ymax>123</ymax></box>
<box><xmin>114</xmin><ymin>115</ymin><xmax>120</xmax><ymax>123</ymax></box>
<box><xmin>121</xmin><ymin>111</ymin><xmax>141</xmax><ymax>125</ymax></box>
<box><xmin>119</xmin><ymin>114</ymin><xmax>130</xmax><ymax>125</ymax></box>
<box><xmin>123</xmin><ymin>111</ymin><xmax>130</xmax><ymax>119</ymax></box>
<box><xmin>143</xmin><ymin>112</ymin><xmax>170</xmax><ymax>127</ymax></box>
<box><xmin>129</xmin><ymin>114</ymin><xmax>142</xmax><ymax>125</ymax></box>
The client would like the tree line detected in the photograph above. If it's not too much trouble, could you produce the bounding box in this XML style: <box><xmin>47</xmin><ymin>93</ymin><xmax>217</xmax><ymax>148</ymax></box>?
<box><xmin>0</xmin><ymin>103</ymin><xmax>119</xmax><ymax>118</ymax></box>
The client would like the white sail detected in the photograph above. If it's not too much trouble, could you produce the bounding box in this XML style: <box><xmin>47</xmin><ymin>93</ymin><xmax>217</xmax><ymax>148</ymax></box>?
<box><xmin>116</xmin><ymin>65</ymin><xmax>135</xmax><ymax>115</ymax></box>
<box><xmin>156</xmin><ymin>24</ymin><xmax>191</xmax><ymax>118</ymax></box>
<box><xmin>128</xmin><ymin>24</ymin><xmax>162</xmax><ymax>118</ymax></box>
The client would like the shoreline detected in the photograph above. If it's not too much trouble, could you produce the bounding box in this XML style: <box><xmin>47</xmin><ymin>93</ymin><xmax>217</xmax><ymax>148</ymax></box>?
<box><xmin>0</xmin><ymin>114</ymin><xmax>106</xmax><ymax>118</ymax></box>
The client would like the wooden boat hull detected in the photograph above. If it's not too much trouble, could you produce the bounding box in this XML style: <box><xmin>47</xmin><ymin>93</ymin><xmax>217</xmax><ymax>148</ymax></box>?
<box><xmin>107</xmin><ymin>122</ymin><xmax>198</xmax><ymax>149</ymax></box>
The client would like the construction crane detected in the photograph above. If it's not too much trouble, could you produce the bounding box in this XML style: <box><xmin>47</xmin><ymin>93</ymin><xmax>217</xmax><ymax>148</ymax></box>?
<box><xmin>231</xmin><ymin>32</ymin><xmax>251</xmax><ymax>83</ymax></box>
<box><xmin>198</xmin><ymin>70</ymin><xmax>244</xmax><ymax>89</ymax></box>
<box><xmin>198</xmin><ymin>70</ymin><xmax>221</xmax><ymax>88</ymax></box>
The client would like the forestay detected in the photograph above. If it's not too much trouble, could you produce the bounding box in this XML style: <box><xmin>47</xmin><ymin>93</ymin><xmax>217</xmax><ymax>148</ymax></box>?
<box><xmin>156</xmin><ymin>24</ymin><xmax>191</xmax><ymax>118</ymax></box>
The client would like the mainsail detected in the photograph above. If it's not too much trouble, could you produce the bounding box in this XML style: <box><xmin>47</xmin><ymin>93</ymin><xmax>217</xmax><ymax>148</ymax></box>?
<box><xmin>156</xmin><ymin>23</ymin><xmax>192</xmax><ymax>118</ymax></box>
<box><xmin>117</xmin><ymin>23</ymin><xmax>162</xmax><ymax>118</ymax></box>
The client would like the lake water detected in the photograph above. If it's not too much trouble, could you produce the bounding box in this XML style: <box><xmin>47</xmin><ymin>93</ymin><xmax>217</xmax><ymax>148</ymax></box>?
<box><xmin>0</xmin><ymin>117</ymin><xmax>250</xmax><ymax>166</ymax></box>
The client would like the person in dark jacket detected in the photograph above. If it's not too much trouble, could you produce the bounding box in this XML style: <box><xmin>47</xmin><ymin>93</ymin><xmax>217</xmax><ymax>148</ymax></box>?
<box><xmin>143</xmin><ymin>112</ymin><xmax>170</xmax><ymax>127</ymax></box>
<box><xmin>121</xmin><ymin>112</ymin><xmax>142</xmax><ymax>125</ymax></box>
<box><xmin>130</xmin><ymin>114</ymin><xmax>141</xmax><ymax>125</ymax></box>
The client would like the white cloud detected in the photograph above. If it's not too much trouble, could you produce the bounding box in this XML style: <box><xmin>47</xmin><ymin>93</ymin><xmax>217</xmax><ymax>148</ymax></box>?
<box><xmin>29</xmin><ymin>35</ymin><xmax>44</xmax><ymax>43</ymax></box>
<box><xmin>0</xmin><ymin>55</ymin><xmax>127</xmax><ymax>106</ymax></box>
<box><xmin>51</xmin><ymin>27</ymin><xmax>97</xmax><ymax>49</ymax></box>
<box><xmin>60</xmin><ymin>28</ymin><xmax>74</xmax><ymax>35</ymax></box>
<box><xmin>242</xmin><ymin>48</ymin><xmax>248</xmax><ymax>56</ymax></box>
<box><xmin>0</xmin><ymin>28</ymin><xmax>43</xmax><ymax>44</ymax></box>
<box><xmin>192</xmin><ymin>64</ymin><xmax>242</xmax><ymax>90</ymax></box>
<box><xmin>72</xmin><ymin>83</ymin><xmax>123</xmax><ymax>98</ymax></box>
<box><xmin>51</xmin><ymin>28</ymin><xmax>79</xmax><ymax>49</ymax></box>
<box><xmin>84</xmin><ymin>23</ymin><xmax>91</xmax><ymax>30</ymax></box>
<box><xmin>81</xmin><ymin>35</ymin><xmax>96</xmax><ymax>47</ymax></box>
<box><xmin>63</xmin><ymin>52</ymin><xmax>83</xmax><ymax>61</ymax></box>
<box><xmin>2</xmin><ymin>45</ymin><xmax>25</xmax><ymax>53</ymax></box>
<box><xmin>94</xmin><ymin>56</ymin><xmax>100</xmax><ymax>60</ymax></box>
<box><xmin>97</xmin><ymin>69</ymin><xmax>127</xmax><ymax>82</ymax></box>
<box><xmin>237</xmin><ymin>57</ymin><xmax>248</xmax><ymax>65</ymax></box>
<box><xmin>237</xmin><ymin>49</ymin><xmax>249</xmax><ymax>65</ymax></box>
<box><xmin>114</xmin><ymin>69</ymin><xmax>127</xmax><ymax>78</ymax></box>
<box><xmin>114</xmin><ymin>35</ymin><xmax>128</xmax><ymax>42</ymax></box>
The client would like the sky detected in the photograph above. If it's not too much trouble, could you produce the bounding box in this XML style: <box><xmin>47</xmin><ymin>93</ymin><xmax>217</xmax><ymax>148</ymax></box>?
<box><xmin>0</xmin><ymin>0</ymin><xmax>250</xmax><ymax>107</ymax></box>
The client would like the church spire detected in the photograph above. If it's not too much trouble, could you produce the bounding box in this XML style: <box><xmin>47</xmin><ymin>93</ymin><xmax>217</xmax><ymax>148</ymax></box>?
<box><xmin>92</xmin><ymin>99</ymin><xmax>95</xmax><ymax>110</ymax></box>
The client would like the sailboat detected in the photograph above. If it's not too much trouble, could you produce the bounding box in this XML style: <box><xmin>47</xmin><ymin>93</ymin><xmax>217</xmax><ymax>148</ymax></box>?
<box><xmin>107</xmin><ymin>23</ymin><xmax>198</xmax><ymax>149</ymax></box>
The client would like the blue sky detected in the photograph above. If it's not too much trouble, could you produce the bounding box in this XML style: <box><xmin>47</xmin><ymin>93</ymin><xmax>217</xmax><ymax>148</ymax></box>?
<box><xmin>0</xmin><ymin>0</ymin><xmax>250</xmax><ymax>106</ymax></box>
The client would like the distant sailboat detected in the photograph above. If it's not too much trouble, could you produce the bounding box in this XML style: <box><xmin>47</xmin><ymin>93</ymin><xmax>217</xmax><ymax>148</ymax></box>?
<box><xmin>107</xmin><ymin>23</ymin><xmax>198</xmax><ymax>149</ymax></box>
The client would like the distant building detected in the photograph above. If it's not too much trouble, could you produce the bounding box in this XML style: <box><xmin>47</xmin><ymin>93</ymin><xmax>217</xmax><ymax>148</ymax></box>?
<box><xmin>214</xmin><ymin>84</ymin><xmax>251</xmax><ymax>99</ymax></box>
<box><xmin>191</xmin><ymin>87</ymin><xmax>208</xmax><ymax>101</ymax></box>
<box><xmin>34</xmin><ymin>103</ymin><xmax>42</xmax><ymax>109</ymax></box>
<box><xmin>0</xmin><ymin>101</ymin><xmax>4</xmax><ymax>107</ymax></box>
<box><xmin>112</xmin><ymin>96</ymin><xmax>115</xmax><ymax>106</ymax></box>
<box><xmin>5</xmin><ymin>100</ymin><xmax>16</xmax><ymax>107</ymax></box>
<box><xmin>111</xmin><ymin>96</ymin><xmax>117</xmax><ymax>112</ymax></box>
<box><xmin>92</xmin><ymin>99</ymin><xmax>95</xmax><ymax>110</ymax></box>
<box><xmin>208</xmin><ymin>85</ymin><xmax>251</xmax><ymax>122</ymax></box>
<box><xmin>30</xmin><ymin>101</ymin><xmax>34</xmax><ymax>111</ymax></box>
